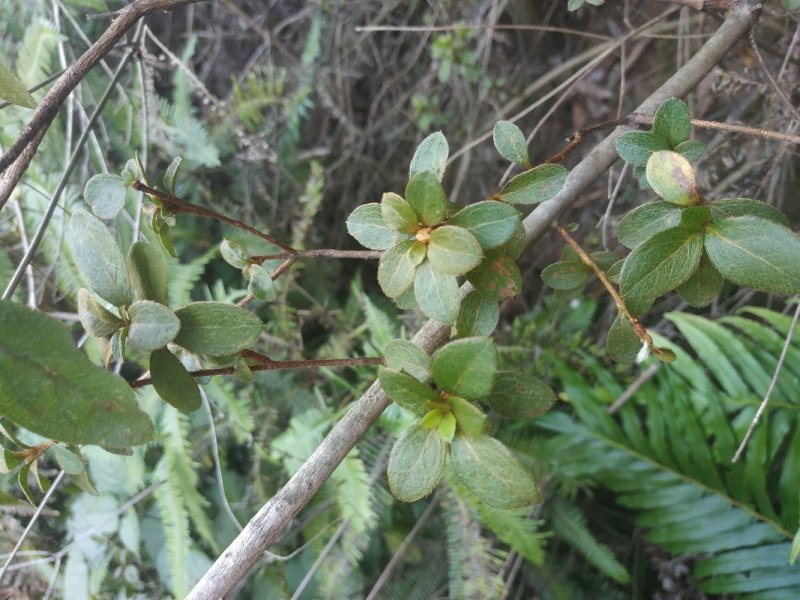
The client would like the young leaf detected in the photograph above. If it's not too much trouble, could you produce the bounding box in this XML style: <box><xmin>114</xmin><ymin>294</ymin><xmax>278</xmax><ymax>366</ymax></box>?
<box><xmin>466</xmin><ymin>250</ymin><xmax>522</xmax><ymax>300</ymax></box>
<box><xmin>387</xmin><ymin>423</ymin><xmax>447</xmax><ymax>502</ymax></box>
<box><xmin>0</xmin><ymin>301</ymin><xmax>153</xmax><ymax>446</ymax></box>
<box><xmin>421</xmin><ymin>408</ymin><xmax>445</xmax><ymax>430</ymax></box>
<box><xmin>174</xmin><ymin>302</ymin><xmax>263</xmax><ymax>356</ymax></box>
<box><xmin>243</xmin><ymin>264</ymin><xmax>276</xmax><ymax>301</ymax></box>
<box><xmin>220</xmin><ymin>239</ymin><xmax>249</xmax><ymax>269</ymax></box>
<box><xmin>541</xmin><ymin>261</ymin><xmax>591</xmax><ymax>290</ymax></box>
<box><xmin>163</xmin><ymin>156</ymin><xmax>182</xmax><ymax>194</ymax></box>
<box><xmin>149</xmin><ymin>348</ymin><xmax>202</xmax><ymax>412</ymax></box>
<box><xmin>704</xmin><ymin>216</ymin><xmax>800</xmax><ymax>294</ymax></box>
<box><xmin>126</xmin><ymin>301</ymin><xmax>180</xmax><ymax>352</ymax></box>
<box><xmin>652</xmin><ymin>97</ymin><xmax>691</xmax><ymax>147</ymax></box>
<box><xmin>346</xmin><ymin>203</ymin><xmax>404</xmax><ymax>250</ymax></box>
<box><xmin>645</xmin><ymin>151</ymin><xmax>700</xmax><ymax>206</ymax></box>
<box><xmin>451</xmin><ymin>435</ymin><xmax>539</xmax><ymax>509</ymax></box>
<box><xmin>84</xmin><ymin>174</ymin><xmax>128</xmax><ymax>220</ymax></box>
<box><xmin>615</xmin><ymin>131</ymin><xmax>670</xmax><ymax>167</ymax></box>
<box><xmin>449</xmin><ymin>396</ymin><xmax>486</xmax><ymax>437</ymax></box>
<box><xmin>438</xmin><ymin>412</ymin><xmax>457</xmax><ymax>443</ymax></box>
<box><xmin>67</xmin><ymin>210</ymin><xmax>132</xmax><ymax>307</ymax></box>
<box><xmin>496</xmin><ymin>164</ymin><xmax>567</xmax><ymax>205</ymax></box>
<box><xmin>619</xmin><ymin>227</ymin><xmax>703</xmax><ymax>300</ymax></box>
<box><xmin>617</xmin><ymin>201</ymin><xmax>682</xmax><ymax>249</ymax></box>
<box><xmin>384</xmin><ymin>339</ymin><xmax>432</xmax><ymax>383</ymax></box>
<box><xmin>455</xmin><ymin>290</ymin><xmax>500</xmax><ymax>337</ymax></box>
<box><xmin>675</xmin><ymin>253</ymin><xmax>723</xmax><ymax>307</ymax></box>
<box><xmin>378</xmin><ymin>239</ymin><xmax>423</xmax><ymax>298</ymax></box>
<box><xmin>380</xmin><ymin>192</ymin><xmax>419</xmax><ymax>233</ymax></box>
<box><xmin>405</xmin><ymin>171</ymin><xmax>447</xmax><ymax>226</ymax></box>
<box><xmin>409</xmin><ymin>131</ymin><xmax>449</xmax><ymax>181</ymax></box>
<box><xmin>0</xmin><ymin>58</ymin><xmax>36</xmax><ymax>108</ymax></box>
<box><xmin>414</xmin><ymin>261</ymin><xmax>460</xmax><ymax>325</ymax></box>
<box><xmin>427</xmin><ymin>226</ymin><xmax>483</xmax><ymax>276</ymax></box>
<box><xmin>675</xmin><ymin>139</ymin><xmax>705</xmax><ymax>163</ymax></box>
<box><xmin>432</xmin><ymin>337</ymin><xmax>496</xmax><ymax>399</ymax></box>
<box><xmin>482</xmin><ymin>371</ymin><xmax>557</xmax><ymax>419</ymax></box>
<box><xmin>379</xmin><ymin>367</ymin><xmax>439</xmax><ymax>413</ymax></box>
<box><xmin>708</xmin><ymin>198</ymin><xmax>789</xmax><ymax>227</ymax></box>
<box><xmin>493</xmin><ymin>121</ymin><xmax>529</xmax><ymax>166</ymax></box>
<box><xmin>606</xmin><ymin>312</ymin><xmax>641</xmax><ymax>365</ymax></box>
<box><xmin>77</xmin><ymin>289</ymin><xmax>123</xmax><ymax>337</ymax></box>
<box><xmin>448</xmin><ymin>201</ymin><xmax>521</xmax><ymax>250</ymax></box>
<box><xmin>127</xmin><ymin>241</ymin><xmax>168</xmax><ymax>304</ymax></box>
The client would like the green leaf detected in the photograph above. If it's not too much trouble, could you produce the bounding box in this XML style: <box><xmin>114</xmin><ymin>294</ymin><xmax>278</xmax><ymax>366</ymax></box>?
<box><xmin>541</xmin><ymin>261</ymin><xmax>590</xmax><ymax>290</ymax></box>
<box><xmin>606</xmin><ymin>259</ymin><xmax>623</xmax><ymax>283</ymax></box>
<box><xmin>676</xmin><ymin>253</ymin><xmax>724</xmax><ymax>307</ymax></box>
<box><xmin>77</xmin><ymin>289</ymin><xmax>122</xmax><ymax>337</ymax></box>
<box><xmin>456</xmin><ymin>290</ymin><xmax>500</xmax><ymax>337</ymax></box>
<box><xmin>384</xmin><ymin>339</ymin><xmax>432</xmax><ymax>383</ymax></box>
<box><xmin>645</xmin><ymin>151</ymin><xmax>700</xmax><ymax>206</ymax></box>
<box><xmin>127</xmin><ymin>241</ymin><xmax>168</xmax><ymax>304</ymax></box>
<box><xmin>466</xmin><ymin>250</ymin><xmax>522</xmax><ymax>300</ymax></box>
<box><xmin>84</xmin><ymin>174</ymin><xmax>128</xmax><ymax>220</ymax></box>
<box><xmin>378</xmin><ymin>240</ymin><xmax>423</xmax><ymax>298</ymax></box>
<box><xmin>163</xmin><ymin>156</ymin><xmax>182</xmax><ymax>194</ymax></box>
<box><xmin>379</xmin><ymin>367</ymin><xmax>439</xmax><ymax>413</ymax></box>
<box><xmin>783</xmin><ymin>0</ymin><xmax>800</xmax><ymax>9</ymax></box>
<box><xmin>680</xmin><ymin>205</ymin><xmax>710</xmax><ymax>231</ymax></box>
<box><xmin>174</xmin><ymin>302</ymin><xmax>263</xmax><ymax>356</ymax></box>
<box><xmin>617</xmin><ymin>201</ymin><xmax>682</xmax><ymax>249</ymax></box>
<box><xmin>409</xmin><ymin>131</ymin><xmax>449</xmax><ymax>181</ymax></box>
<box><xmin>652</xmin><ymin>97</ymin><xmax>691</xmax><ymax>147</ymax></box>
<box><xmin>709</xmin><ymin>198</ymin><xmax>789</xmax><ymax>227</ymax></box>
<box><xmin>421</xmin><ymin>408</ymin><xmax>444</xmax><ymax>429</ymax></box>
<box><xmin>149</xmin><ymin>348</ymin><xmax>201</xmax><ymax>412</ymax></box>
<box><xmin>493</xmin><ymin>121</ymin><xmax>529</xmax><ymax>166</ymax></box>
<box><xmin>633</xmin><ymin>165</ymin><xmax>651</xmax><ymax>190</ymax></box>
<box><xmin>449</xmin><ymin>396</ymin><xmax>486</xmax><ymax>437</ymax></box>
<box><xmin>606</xmin><ymin>312</ymin><xmax>641</xmax><ymax>365</ymax></box>
<box><xmin>0</xmin><ymin>301</ymin><xmax>153</xmax><ymax>446</ymax></box>
<box><xmin>675</xmin><ymin>139</ymin><xmax>705</xmax><ymax>163</ymax></box>
<box><xmin>704</xmin><ymin>216</ymin><xmax>800</xmax><ymax>294</ymax></box>
<box><xmin>615</xmin><ymin>131</ymin><xmax>670</xmax><ymax>167</ymax></box>
<box><xmin>380</xmin><ymin>192</ymin><xmax>419</xmax><ymax>233</ymax></box>
<box><xmin>0</xmin><ymin>58</ymin><xmax>36</xmax><ymax>108</ymax></box>
<box><xmin>427</xmin><ymin>226</ymin><xmax>483</xmax><ymax>276</ymax></box>
<box><xmin>451</xmin><ymin>435</ymin><xmax>539</xmax><ymax>509</ymax></box>
<box><xmin>405</xmin><ymin>171</ymin><xmax>447</xmax><ymax>226</ymax></box>
<box><xmin>220</xmin><ymin>239</ymin><xmax>249</xmax><ymax>269</ymax></box>
<box><xmin>127</xmin><ymin>301</ymin><xmax>180</xmax><ymax>352</ymax></box>
<box><xmin>243</xmin><ymin>264</ymin><xmax>276</xmax><ymax>301</ymax></box>
<box><xmin>432</xmin><ymin>337</ymin><xmax>496</xmax><ymax>399</ymax></box>
<box><xmin>413</xmin><ymin>260</ymin><xmax>460</xmax><ymax>324</ymax></box>
<box><xmin>591</xmin><ymin>251</ymin><xmax>619</xmax><ymax>272</ymax></box>
<box><xmin>496</xmin><ymin>164</ymin><xmax>567</xmax><ymax>205</ymax></box>
<box><xmin>448</xmin><ymin>201</ymin><xmax>521</xmax><ymax>250</ymax></box>
<box><xmin>387</xmin><ymin>423</ymin><xmax>446</xmax><ymax>502</ymax></box>
<box><xmin>52</xmin><ymin>445</ymin><xmax>86</xmax><ymax>476</ymax></box>
<box><xmin>438</xmin><ymin>412</ymin><xmax>457</xmax><ymax>442</ymax></box>
<box><xmin>501</xmin><ymin>220</ymin><xmax>527</xmax><ymax>260</ymax></box>
<box><xmin>619</xmin><ymin>226</ymin><xmax>703</xmax><ymax>300</ymax></box>
<box><xmin>346</xmin><ymin>203</ymin><xmax>404</xmax><ymax>250</ymax></box>
<box><xmin>482</xmin><ymin>371</ymin><xmax>557</xmax><ymax>419</ymax></box>
<box><xmin>67</xmin><ymin>210</ymin><xmax>132</xmax><ymax>307</ymax></box>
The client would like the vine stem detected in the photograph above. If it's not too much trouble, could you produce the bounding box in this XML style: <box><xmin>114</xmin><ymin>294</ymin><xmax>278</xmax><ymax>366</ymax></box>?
<box><xmin>131</xmin><ymin>181</ymin><xmax>297</xmax><ymax>253</ymax></box>
<box><xmin>131</xmin><ymin>356</ymin><xmax>383</xmax><ymax>388</ymax></box>
<box><xmin>732</xmin><ymin>302</ymin><xmax>800</xmax><ymax>463</ymax></box>
<box><xmin>554</xmin><ymin>224</ymin><xmax>653</xmax><ymax>350</ymax></box>
<box><xmin>187</xmin><ymin>5</ymin><xmax>759</xmax><ymax>598</ymax></box>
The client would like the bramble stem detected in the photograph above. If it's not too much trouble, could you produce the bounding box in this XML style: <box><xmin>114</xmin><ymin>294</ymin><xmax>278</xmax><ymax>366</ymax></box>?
<box><xmin>554</xmin><ymin>224</ymin><xmax>653</xmax><ymax>350</ymax></box>
<box><xmin>131</xmin><ymin>356</ymin><xmax>383</xmax><ymax>388</ymax></box>
<box><xmin>132</xmin><ymin>181</ymin><xmax>296</xmax><ymax>254</ymax></box>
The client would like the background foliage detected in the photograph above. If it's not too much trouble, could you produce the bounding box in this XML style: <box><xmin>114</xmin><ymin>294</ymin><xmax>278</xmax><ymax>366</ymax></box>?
<box><xmin>1</xmin><ymin>0</ymin><xmax>800</xmax><ymax>598</ymax></box>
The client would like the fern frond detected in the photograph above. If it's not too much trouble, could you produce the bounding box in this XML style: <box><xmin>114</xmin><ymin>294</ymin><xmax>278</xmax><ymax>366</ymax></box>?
<box><xmin>15</xmin><ymin>19</ymin><xmax>62</xmax><ymax>87</ymax></box>
<box><xmin>167</xmin><ymin>245</ymin><xmax>218</xmax><ymax>307</ymax></box>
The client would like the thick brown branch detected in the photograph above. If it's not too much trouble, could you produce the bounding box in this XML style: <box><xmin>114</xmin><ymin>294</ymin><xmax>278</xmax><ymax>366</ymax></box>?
<box><xmin>132</xmin><ymin>357</ymin><xmax>383</xmax><ymax>389</ymax></box>
<box><xmin>132</xmin><ymin>181</ymin><xmax>296</xmax><ymax>253</ymax></box>
<box><xmin>0</xmin><ymin>0</ymin><xmax>206</xmax><ymax>211</ymax></box>
<box><xmin>187</xmin><ymin>5</ymin><xmax>759</xmax><ymax>598</ymax></box>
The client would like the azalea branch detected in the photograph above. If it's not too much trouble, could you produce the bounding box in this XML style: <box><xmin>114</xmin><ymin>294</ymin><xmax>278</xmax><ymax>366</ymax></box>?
<box><xmin>131</xmin><ymin>181</ymin><xmax>296</xmax><ymax>253</ymax></box>
<box><xmin>252</xmin><ymin>249</ymin><xmax>383</xmax><ymax>262</ymax></box>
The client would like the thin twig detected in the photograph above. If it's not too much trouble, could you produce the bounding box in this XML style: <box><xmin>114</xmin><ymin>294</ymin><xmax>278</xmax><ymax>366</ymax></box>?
<box><xmin>748</xmin><ymin>29</ymin><xmax>800</xmax><ymax>124</ymax></box>
<box><xmin>554</xmin><ymin>224</ymin><xmax>654</xmax><ymax>350</ymax></box>
<box><xmin>131</xmin><ymin>357</ymin><xmax>384</xmax><ymax>388</ymax></box>
<box><xmin>355</xmin><ymin>23</ymin><xmax>612</xmax><ymax>41</ymax></box>
<box><xmin>132</xmin><ymin>181</ymin><xmax>297</xmax><ymax>253</ymax></box>
<box><xmin>252</xmin><ymin>249</ymin><xmax>383</xmax><ymax>263</ymax></box>
<box><xmin>732</xmin><ymin>302</ymin><xmax>800</xmax><ymax>463</ymax></box>
<box><xmin>608</xmin><ymin>363</ymin><xmax>661</xmax><ymax>414</ymax></box>
<box><xmin>0</xmin><ymin>470</ymin><xmax>66</xmax><ymax>583</ymax></box>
